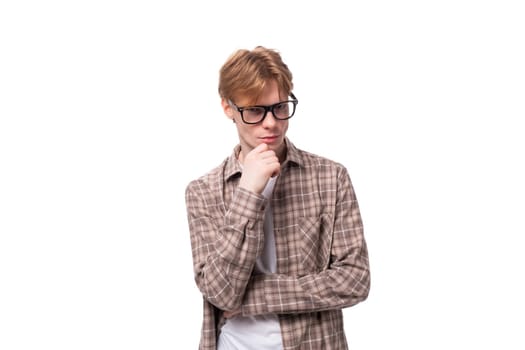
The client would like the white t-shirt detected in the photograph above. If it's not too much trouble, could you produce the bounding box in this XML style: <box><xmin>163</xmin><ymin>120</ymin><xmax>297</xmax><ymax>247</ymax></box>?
<box><xmin>218</xmin><ymin>176</ymin><xmax>283</xmax><ymax>350</ymax></box>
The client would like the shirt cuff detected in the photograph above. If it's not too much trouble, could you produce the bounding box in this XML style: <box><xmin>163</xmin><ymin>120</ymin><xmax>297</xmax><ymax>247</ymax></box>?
<box><xmin>227</xmin><ymin>187</ymin><xmax>267</xmax><ymax>225</ymax></box>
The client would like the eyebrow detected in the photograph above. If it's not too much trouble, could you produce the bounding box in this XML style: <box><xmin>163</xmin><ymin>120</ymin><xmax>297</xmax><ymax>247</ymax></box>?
<box><xmin>232</xmin><ymin>93</ymin><xmax>297</xmax><ymax>108</ymax></box>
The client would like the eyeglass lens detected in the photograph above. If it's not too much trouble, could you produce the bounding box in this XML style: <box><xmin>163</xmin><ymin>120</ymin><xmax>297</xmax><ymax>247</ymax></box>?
<box><xmin>242</xmin><ymin>101</ymin><xmax>295</xmax><ymax>124</ymax></box>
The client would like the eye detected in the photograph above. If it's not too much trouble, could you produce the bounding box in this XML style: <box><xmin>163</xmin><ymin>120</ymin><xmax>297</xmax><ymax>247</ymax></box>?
<box><xmin>274</xmin><ymin>103</ymin><xmax>286</xmax><ymax>111</ymax></box>
<box><xmin>274</xmin><ymin>102</ymin><xmax>290</xmax><ymax>115</ymax></box>
<box><xmin>245</xmin><ymin>107</ymin><xmax>264</xmax><ymax>116</ymax></box>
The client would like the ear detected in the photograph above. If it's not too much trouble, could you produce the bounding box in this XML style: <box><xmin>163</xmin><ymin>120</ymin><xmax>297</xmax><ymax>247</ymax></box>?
<box><xmin>221</xmin><ymin>98</ymin><xmax>234</xmax><ymax>120</ymax></box>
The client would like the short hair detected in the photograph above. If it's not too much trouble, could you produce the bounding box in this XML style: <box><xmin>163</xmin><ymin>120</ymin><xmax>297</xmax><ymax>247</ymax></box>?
<box><xmin>218</xmin><ymin>46</ymin><xmax>293</xmax><ymax>104</ymax></box>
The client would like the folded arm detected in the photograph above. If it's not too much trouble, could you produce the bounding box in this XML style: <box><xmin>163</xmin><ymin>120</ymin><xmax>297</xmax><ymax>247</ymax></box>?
<box><xmin>240</xmin><ymin>168</ymin><xmax>370</xmax><ymax>316</ymax></box>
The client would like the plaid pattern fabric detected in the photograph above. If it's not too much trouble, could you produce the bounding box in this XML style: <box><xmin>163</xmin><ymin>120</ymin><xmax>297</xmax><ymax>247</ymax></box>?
<box><xmin>185</xmin><ymin>139</ymin><xmax>370</xmax><ymax>349</ymax></box>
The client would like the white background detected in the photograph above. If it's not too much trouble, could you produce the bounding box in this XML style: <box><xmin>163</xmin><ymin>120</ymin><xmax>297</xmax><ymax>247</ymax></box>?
<box><xmin>1</xmin><ymin>1</ymin><xmax>524</xmax><ymax>349</ymax></box>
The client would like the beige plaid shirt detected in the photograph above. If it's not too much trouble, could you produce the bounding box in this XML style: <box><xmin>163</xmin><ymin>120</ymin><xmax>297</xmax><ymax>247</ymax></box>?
<box><xmin>185</xmin><ymin>139</ymin><xmax>370</xmax><ymax>349</ymax></box>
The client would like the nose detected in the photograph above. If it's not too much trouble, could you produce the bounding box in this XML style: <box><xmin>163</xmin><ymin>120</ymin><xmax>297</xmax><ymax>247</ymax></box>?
<box><xmin>261</xmin><ymin>110</ymin><xmax>278</xmax><ymax>128</ymax></box>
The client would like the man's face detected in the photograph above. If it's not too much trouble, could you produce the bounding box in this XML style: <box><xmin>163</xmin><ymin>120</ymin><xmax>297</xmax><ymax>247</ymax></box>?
<box><xmin>222</xmin><ymin>80</ymin><xmax>290</xmax><ymax>163</ymax></box>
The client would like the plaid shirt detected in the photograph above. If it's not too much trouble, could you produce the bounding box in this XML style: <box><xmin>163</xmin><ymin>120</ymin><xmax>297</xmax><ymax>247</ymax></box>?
<box><xmin>185</xmin><ymin>139</ymin><xmax>370</xmax><ymax>349</ymax></box>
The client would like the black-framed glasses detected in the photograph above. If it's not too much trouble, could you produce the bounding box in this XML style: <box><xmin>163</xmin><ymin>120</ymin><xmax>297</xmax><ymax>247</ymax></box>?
<box><xmin>230</xmin><ymin>93</ymin><xmax>298</xmax><ymax>124</ymax></box>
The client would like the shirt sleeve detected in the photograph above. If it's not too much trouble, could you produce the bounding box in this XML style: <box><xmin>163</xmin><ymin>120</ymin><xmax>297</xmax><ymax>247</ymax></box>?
<box><xmin>240</xmin><ymin>168</ymin><xmax>370</xmax><ymax>316</ymax></box>
<box><xmin>185</xmin><ymin>181</ymin><xmax>267</xmax><ymax>311</ymax></box>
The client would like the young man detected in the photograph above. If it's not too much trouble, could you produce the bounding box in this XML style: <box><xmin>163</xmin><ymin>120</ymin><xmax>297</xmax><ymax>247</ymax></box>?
<box><xmin>185</xmin><ymin>46</ymin><xmax>370</xmax><ymax>350</ymax></box>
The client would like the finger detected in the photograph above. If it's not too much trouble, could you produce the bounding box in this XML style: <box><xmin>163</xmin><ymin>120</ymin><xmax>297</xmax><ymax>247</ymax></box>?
<box><xmin>270</xmin><ymin>163</ymin><xmax>281</xmax><ymax>177</ymax></box>
<box><xmin>253</xmin><ymin>143</ymin><xmax>268</xmax><ymax>153</ymax></box>
<box><xmin>260</xmin><ymin>150</ymin><xmax>277</xmax><ymax>160</ymax></box>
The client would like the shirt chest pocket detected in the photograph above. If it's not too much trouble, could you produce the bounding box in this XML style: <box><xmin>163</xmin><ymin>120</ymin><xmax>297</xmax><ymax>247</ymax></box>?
<box><xmin>298</xmin><ymin>214</ymin><xmax>333</xmax><ymax>274</ymax></box>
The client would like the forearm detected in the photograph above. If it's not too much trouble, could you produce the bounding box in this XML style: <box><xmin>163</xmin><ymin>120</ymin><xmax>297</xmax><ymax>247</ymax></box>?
<box><xmin>240</xmin><ymin>253</ymin><xmax>370</xmax><ymax>316</ymax></box>
<box><xmin>187</xmin><ymin>185</ymin><xmax>267</xmax><ymax>311</ymax></box>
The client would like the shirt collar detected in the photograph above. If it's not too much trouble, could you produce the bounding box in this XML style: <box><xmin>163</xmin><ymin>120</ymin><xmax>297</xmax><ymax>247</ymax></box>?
<box><xmin>224</xmin><ymin>137</ymin><xmax>304</xmax><ymax>181</ymax></box>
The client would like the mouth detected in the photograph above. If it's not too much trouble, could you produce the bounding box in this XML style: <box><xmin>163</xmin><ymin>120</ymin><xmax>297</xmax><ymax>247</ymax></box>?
<box><xmin>260</xmin><ymin>135</ymin><xmax>279</xmax><ymax>143</ymax></box>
